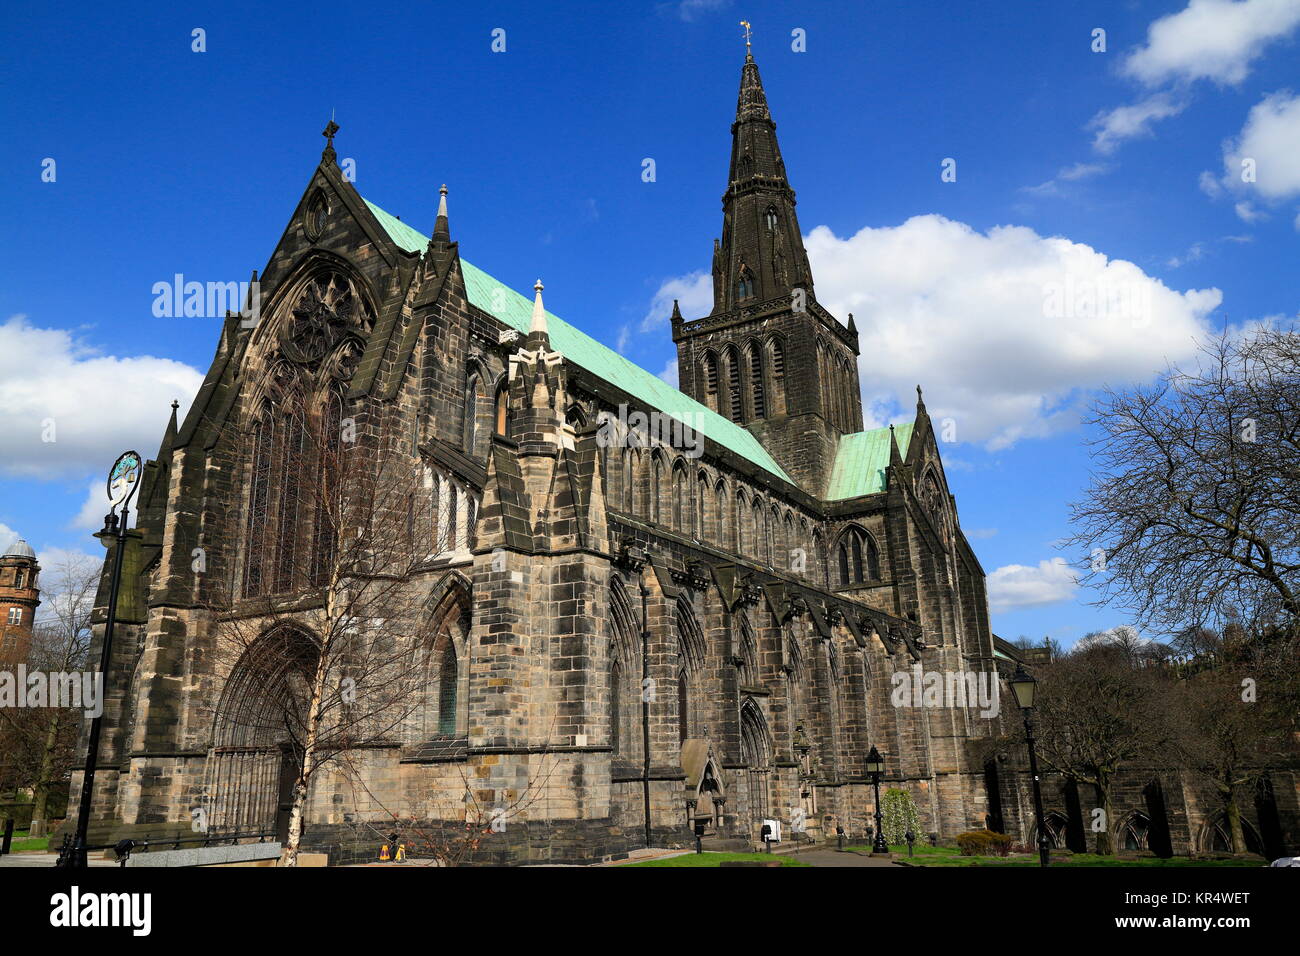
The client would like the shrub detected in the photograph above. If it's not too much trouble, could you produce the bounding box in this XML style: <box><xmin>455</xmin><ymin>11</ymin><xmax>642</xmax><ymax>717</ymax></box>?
<box><xmin>956</xmin><ymin>831</ymin><xmax>994</xmax><ymax>856</ymax></box>
<box><xmin>955</xmin><ymin>830</ymin><xmax>1013</xmax><ymax>856</ymax></box>
<box><xmin>880</xmin><ymin>788</ymin><xmax>922</xmax><ymax>845</ymax></box>
<box><xmin>985</xmin><ymin>831</ymin><xmax>1012</xmax><ymax>857</ymax></box>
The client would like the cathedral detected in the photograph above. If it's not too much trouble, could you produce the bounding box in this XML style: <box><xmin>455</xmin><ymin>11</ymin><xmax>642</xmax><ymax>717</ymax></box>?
<box><xmin>68</xmin><ymin>47</ymin><xmax>1012</xmax><ymax>865</ymax></box>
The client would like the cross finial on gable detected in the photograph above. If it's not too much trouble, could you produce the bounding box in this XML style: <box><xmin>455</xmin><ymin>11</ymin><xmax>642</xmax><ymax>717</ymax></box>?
<box><xmin>321</xmin><ymin>119</ymin><xmax>340</xmax><ymax>164</ymax></box>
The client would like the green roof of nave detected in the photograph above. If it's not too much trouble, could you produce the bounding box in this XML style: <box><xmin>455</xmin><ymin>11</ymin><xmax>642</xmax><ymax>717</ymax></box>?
<box><xmin>363</xmin><ymin>198</ymin><xmax>795</xmax><ymax>486</ymax></box>
<box><xmin>825</xmin><ymin>422</ymin><xmax>914</xmax><ymax>500</ymax></box>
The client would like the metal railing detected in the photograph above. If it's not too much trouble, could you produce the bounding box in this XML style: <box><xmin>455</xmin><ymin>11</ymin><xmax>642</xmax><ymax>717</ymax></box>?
<box><xmin>54</xmin><ymin>828</ymin><xmax>276</xmax><ymax>867</ymax></box>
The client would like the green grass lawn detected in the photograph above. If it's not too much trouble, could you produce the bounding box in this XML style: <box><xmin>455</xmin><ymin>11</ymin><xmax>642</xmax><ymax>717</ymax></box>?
<box><xmin>627</xmin><ymin>851</ymin><xmax>809</xmax><ymax>867</ymax></box>
<box><xmin>847</xmin><ymin>844</ymin><xmax>1264</xmax><ymax>867</ymax></box>
<box><xmin>3</xmin><ymin>829</ymin><xmax>51</xmax><ymax>853</ymax></box>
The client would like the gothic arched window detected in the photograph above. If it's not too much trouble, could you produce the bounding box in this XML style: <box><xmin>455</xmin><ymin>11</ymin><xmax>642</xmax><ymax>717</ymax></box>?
<box><xmin>724</xmin><ymin>345</ymin><xmax>742</xmax><ymax>422</ymax></box>
<box><xmin>735</xmin><ymin>490</ymin><xmax>747</xmax><ymax>554</ymax></box>
<box><xmin>747</xmin><ymin>341</ymin><xmax>766</xmax><ymax>419</ymax></box>
<box><xmin>836</xmin><ymin>526</ymin><xmax>880</xmax><ymax>586</ymax></box>
<box><xmin>702</xmin><ymin>351</ymin><xmax>720</xmax><ymax>411</ymax></box>
<box><xmin>678</xmin><ymin>668</ymin><xmax>690</xmax><ymax>744</ymax></box>
<box><xmin>494</xmin><ymin>383</ymin><xmax>510</xmax><ymax>437</ymax></box>
<box><xmin>272</xmin><ymin>403</ymin><xmax>305</xmax><ymax>594</ymax></box>
<box><xmin>919</xmin><ymin>470</ymin><xmax>949</xmax><ymax>544</ymax></box>
<box><xmin>671</xmin><ymin>462</ymin><xmax>687</xmax><ymax>531</ymax></box>
<box><xmin>243</xmin><ymin>412</ymin><xmax>274</xmax><ymax>597</ymax></box>
<box><xmin>437</xmin><ymin>640</ymin><xmax>458</xmax><ymax>735</ymax></box>
<box><xmin>611</xmin><ymin>660</ymin><xmax>622</xmax><ymax>755</ymax></box>
<box><xmin>765</xmin><ymin>207</ymin><xmax>778</xmax><ymax>231</ymax></box>
<box><xmin>696</xmin><ymin>472</ymin><xmax>708</xmax><ymax>540</ymax></box>
<box><xmin>309</xmin><ymin>391</ymin><xmax>343</xmax><ymax>588</ymax></box>
<box><xmin>464</xmin><ymin>371</ymin><xmax>493</xmax><ymax>456</ymax></box>
<box><xmin>736</xmin><ymin>267</ymin><xmax>754</xmax><ymax>301</ymax></box>
<box><xmin>769</xmin><ymin>336</ymin><xmax>786</xmax><ymax>414</ymax></box>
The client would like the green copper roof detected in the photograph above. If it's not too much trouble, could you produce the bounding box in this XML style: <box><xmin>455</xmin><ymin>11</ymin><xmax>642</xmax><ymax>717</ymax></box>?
<box><xmin>825</xmin><ymin>422</ymin><xmax>913</xmax><ymax>500</ymax></box>
<box><xmin>362</xmin><ymin>198</ymin><xmax>793</xmax><ymax>485</ymax></box>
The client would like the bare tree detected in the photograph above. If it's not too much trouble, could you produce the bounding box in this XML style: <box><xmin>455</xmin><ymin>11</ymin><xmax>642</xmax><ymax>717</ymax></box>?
<box><xmin>1068</xmin><ymin>328</ymin><xmax>1300</xmax><ymax>635</ymax></box>
<box><xmin>0</xmin><ymin>553</ymin><xmax>100</xmax><ymax>836</ymax></box>
<box><xmin>1028</xmin><ymin>633</ymin><xmax>1174</xmax><ymax>854</ymax></box>
<box><xmin>1164</xmin><ymin>622</ymin><xmax>1297</xmax><ymax>854</ymax></box>
<box><xmin>205</xmin><ymin>397</ymin><xmax>457</xmax><ymax>866</ymax></box>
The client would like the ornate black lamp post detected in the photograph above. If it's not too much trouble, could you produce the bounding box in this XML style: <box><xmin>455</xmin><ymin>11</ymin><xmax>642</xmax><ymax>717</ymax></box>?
<box><xmin>64</xmin><ymin>450</ymin><xmax>142</xmax><ymax>868</ymax></box>
<box><xmin>866</xmin><ymin>745</ymin><xmax>889</xmax><ymax>855</ymax></box>
<box><xmin>1010</xmin><ymin>664</ymin><xmax>1051</xmax><ymax>868</ymax></box>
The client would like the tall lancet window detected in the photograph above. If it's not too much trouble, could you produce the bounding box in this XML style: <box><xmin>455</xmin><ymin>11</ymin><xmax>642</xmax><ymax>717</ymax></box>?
<box><xmin>310</xmin><ymin>391</ymin><xmax>343</xmax><ymax>588</ymax></box>
<box><xmin>494</xmin><ymin>383</ymin><xmax>510</xmax><ymax>437</ymax></box>
<box><xmin>703</xmin><ymin>351</ymin><xmax>719</xmax><ymax>411</ymax></box>
<box><xmin>725</xmin><ymin>346</ymin><xmax>742</xmax><ymax>422</ymax></box>
<box><xmin>736</xmin><ymin>266</ymin><xmax>754</xmax><ymax>301</ymax></box>
<box><xmin>437</xmin><ymin>641</ymin><xmax>458</xmax><ymax>735</ymax></box>
<box><xmin>272</xmin><ymin>403</ymin><xmax>305</xmax><ymax>594</ymax></box>
<box><xmin>748</xmin><ymin>341</ymin><xmax>766</xmax><ymax>419</ymax></box>
<box><xmin>243</xmin><ymin>413</ymin><xmax>274</xmax><ymax>597</ymax></box>
<box><xmin>769</xmin><ymin>337</ymin><xmax>786</xmax><ymax>414</ymax></box>
<box><xmin>611</xmin><ymin>660</ymin><xmax>623</xmax><ymax>755</ymax></box>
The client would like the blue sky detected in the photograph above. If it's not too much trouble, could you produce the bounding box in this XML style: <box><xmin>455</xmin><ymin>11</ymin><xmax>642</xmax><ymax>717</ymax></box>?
<box><xmin>2</xmin><ymin>0</ymin><xmax>1298</xmax><ymax>645</ymax></box>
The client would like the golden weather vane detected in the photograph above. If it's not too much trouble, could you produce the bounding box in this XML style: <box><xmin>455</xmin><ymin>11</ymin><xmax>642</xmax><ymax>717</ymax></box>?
<box><xmin>740</xmin><ymin>19</ymin><xmax>752</xmax><ymax>53</ymax></box>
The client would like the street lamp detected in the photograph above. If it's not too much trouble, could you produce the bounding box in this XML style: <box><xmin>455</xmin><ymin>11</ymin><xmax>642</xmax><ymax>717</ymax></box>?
<box><xmin>1010</xmin><ymin>664</ymin><xmax>1050</xmax><ymax>868</ymax></box>
<box><xmin>865</xmin><ymin>745</ymin><xmax>889</xmax><ymax>855</ymax></box>
<box><xmin>63</xmin><ymin>450</ymin><xmax>142</xmax><ymax>868</ymax></box>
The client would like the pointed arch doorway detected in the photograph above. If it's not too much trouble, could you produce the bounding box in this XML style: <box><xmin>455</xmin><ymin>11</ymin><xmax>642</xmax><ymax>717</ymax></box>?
<box><xmin>204</xmin><ymin>626</ymin><xmax>320</xmax><ymax>841</ymax></box>
<box><xmin>681</xmin><ymin>738</ymin><xmax>727</xmax><ymax>835</ymax></box>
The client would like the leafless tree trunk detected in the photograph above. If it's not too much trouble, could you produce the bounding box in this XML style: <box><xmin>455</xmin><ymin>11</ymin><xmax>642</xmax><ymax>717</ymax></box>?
<box><xmin>27</xmin><ymin>554</ymin><xmax>98</xmax><ymax>836</ymax></box>
<box><xmin>1165</xmin><ymin>625</ymin><xmax>1289</xmax><ymax>855</ymax></box>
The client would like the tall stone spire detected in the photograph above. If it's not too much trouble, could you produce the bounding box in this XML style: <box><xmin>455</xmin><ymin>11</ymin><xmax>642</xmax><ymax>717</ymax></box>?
<box><xmin>673</xmin><ymin>39</ymin><xmax>864</xmax><ymax>493</ymax></box>
<box><xmin>432</xmin><ymin>183</ymin><xmax>450</xmax><ymax>245</ymax></box>
<box><xmin>712</xmin><ymin>42</ymin><xmax>812</xmax><ymax>314</ymax></box>
<box><xmin>529</xmin><ymin>279</ymin><xmax>548</xmax><ymax>336</ymax></box>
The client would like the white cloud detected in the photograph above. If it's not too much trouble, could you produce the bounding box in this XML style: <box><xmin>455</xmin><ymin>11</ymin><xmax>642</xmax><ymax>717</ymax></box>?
<box><xmin>1122</xmin><ymin>0</ymin><xmax>1300</xmax><ymax>88</ymax></box>
<box><xmin>1234</xmin><ymin>200</ymin><xmax>1268</xmax><ymax>221</ymax></box>
<box><xmin>1167</xmin><ymin>242</ymin><xmax>1207</xmax><ymax>267</ymax></box>
<box><xmin>1058</xmin><ymin>162</ymin><xmax>1108</xmax><ymax>182</ymax></box>
<box><xmin>1089</xmin><ymin>93</ymin><xmax>1187</xmax><ymax>154</ymax></box>
<box><xmin>1216</xmin><ymin>90</ymin><xmax>1300</xmax><ymax>201</ymax></box>
<box><xmin>668</xmin><ymin>0</ymin><xmax>730</xmax><ymax>22</ymax></box>
<box><xmin>1090</xmin><ymin>1</ymin><xmax>1300</xmax><ymax>154</ymax></box>
<box><xmin>71</xmin><ymin>480</ymin><xmax>109</xmax><ymax>531</ymax></box>
<box><xmin>803</xmin><ymin>215</ymin><xmax>1221</xmax><ymax>449</ymax></box>
<box><xmin>987</xmin><ymin>558</ymin><xmax>1079</xmax><ymax>612</ymax></box>
<box><xmin>0</xmin><ymin>315</ymin><xmax>203</xmax><ymax>480</ymax></box>
<box><xmin>657</xmin><ymin>358</ymin><xmax>679</xmax><ymax>387</ymax></box>
<box><xmin>0</xmin><ymin>523</ymin><xmax>19</xmax><ymax>554</ymax></box>
<box><xmin>640</xmin><ymin>270</ymin><xmax>713</xmax><ymax>331</ymax></box>
<box><xmin>1022</xmin><ymin>162</ymin><xmax>1110</xmax><ymax>197</ymax></box>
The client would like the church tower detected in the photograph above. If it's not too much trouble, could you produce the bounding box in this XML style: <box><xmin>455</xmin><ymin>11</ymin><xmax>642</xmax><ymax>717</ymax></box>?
<box><xmin>0</xmin><ymin>538</ymin><xmax>40</xmax><ymax>665</ymax></box>
<box><xmin>673</xmin><ymin>41</ymin><xmax>864</xmax><ymax>492</ymax></box>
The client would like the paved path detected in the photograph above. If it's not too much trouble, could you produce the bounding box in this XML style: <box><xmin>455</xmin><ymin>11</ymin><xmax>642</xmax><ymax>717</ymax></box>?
<box><xmin>0</xmin><ymin>851</ymin><xmax>116</xmax><ymax>868</ymax></box>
